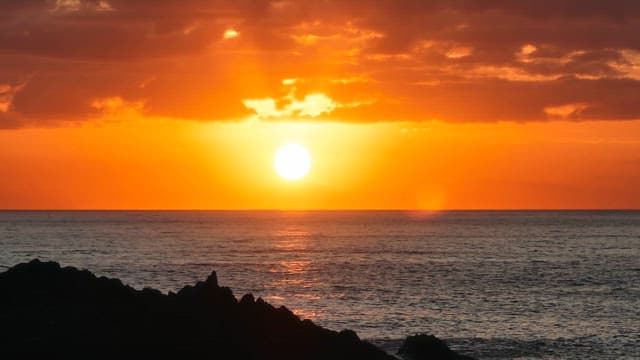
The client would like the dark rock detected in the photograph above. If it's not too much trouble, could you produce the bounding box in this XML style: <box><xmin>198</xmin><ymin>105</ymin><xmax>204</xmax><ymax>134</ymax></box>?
<box><xmin>398</xmin><ymin>334</ymin><xmax>475</xmax><ymax>360</ymax></box>
<box><xmin>205</xmin><ymin>270</ymin><xmax>218</xmax><ymax>287</ymax></box>
<box><xmin>0</xmin><ymin>259</ymin><xmax>474</xmax><ymax>359</ymax></box>
<box><xmin>0</xmin><ymin>259</ymin><xmax>392</xmax><ymax>359</ymax></box>
<box><xmin>239</xmin><ymin>293</ymin><xmax>255</xmax><ymax>306</ymax></box>
<box><xmin>339</xmin><ymin>329</ymin><xmax>360</xmax><ymax>342</ymax></box>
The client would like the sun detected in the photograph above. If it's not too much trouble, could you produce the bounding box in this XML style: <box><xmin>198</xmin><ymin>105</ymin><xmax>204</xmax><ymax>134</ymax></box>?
<box><xmin>274</xmin><ymin>143</ymin><xmax>311</xmax><ymax>180</ymax></box>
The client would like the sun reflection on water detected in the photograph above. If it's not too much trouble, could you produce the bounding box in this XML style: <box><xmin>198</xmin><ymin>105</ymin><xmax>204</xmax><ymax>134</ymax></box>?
<box><xmin>291</xmin><ymin>308</ymin><xmax>321</xmax><ymax>321</ymax></box>
<box><xmin>267</xmin><ymin>224</ymin><xmax>321</xmax><ymax>320</ymax></box>
<box><xmin>272</xmin><ymin>228</ymin><xmax>310</xmax><ymax>251</ymax></box>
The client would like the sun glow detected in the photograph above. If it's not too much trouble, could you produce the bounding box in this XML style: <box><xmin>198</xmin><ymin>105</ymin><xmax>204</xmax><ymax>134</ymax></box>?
<box><xmin>274</xmin><ymin>143</ymin><xmax>311</xmax><ymax>180</ymax></box>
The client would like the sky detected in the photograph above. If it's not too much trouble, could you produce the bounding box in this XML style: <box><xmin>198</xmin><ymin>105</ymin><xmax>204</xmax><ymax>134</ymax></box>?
<box><xmin>1</xmin><ymin>0</ymin><xmax>640</xmax><ymax>209</ymax></box>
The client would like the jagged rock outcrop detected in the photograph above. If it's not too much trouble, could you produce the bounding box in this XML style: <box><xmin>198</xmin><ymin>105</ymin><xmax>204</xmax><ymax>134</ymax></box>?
<box><xmin>0</xmin><ymin>260</ymin><xmax>473</xmax><ymax>359</ymax></box>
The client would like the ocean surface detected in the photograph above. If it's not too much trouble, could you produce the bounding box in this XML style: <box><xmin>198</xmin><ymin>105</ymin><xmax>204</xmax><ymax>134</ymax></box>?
<box><xmin>0</xmin><ymin>210</ymin><xmax>638</xmax><ymax>359</ymax></box>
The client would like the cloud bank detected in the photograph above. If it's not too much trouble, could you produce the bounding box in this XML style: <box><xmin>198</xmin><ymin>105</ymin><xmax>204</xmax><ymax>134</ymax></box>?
<box><xmin>1</xmin><ymin>0</ymin><xmax>640</xmax><ymax>127</ymax></box>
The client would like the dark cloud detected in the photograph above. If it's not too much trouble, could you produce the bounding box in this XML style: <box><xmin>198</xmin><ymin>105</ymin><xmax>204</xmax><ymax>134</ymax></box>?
<box><xmin>1</xmin><ymin>0</ymin><xmax>639</xmax><ymax>127</ymax></box>
<box><xmin>326</xmin><ymin>77</ymin><xmax>640</xmax><ymax>122</ymax></box>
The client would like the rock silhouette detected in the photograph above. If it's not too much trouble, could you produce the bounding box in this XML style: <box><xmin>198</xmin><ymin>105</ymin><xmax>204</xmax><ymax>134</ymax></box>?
<box><xmin>398</xmin><ymin>334</ymin><xmax>475</xmax><ymax>360</ymax></box>
<box><xmin>0</xmin><ymin>259</ymin><xmax>474</xmax><ymax>359</ymax></box>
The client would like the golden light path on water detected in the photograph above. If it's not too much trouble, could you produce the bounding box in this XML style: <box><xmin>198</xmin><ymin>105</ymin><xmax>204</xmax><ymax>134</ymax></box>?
<box><xmin>268</xmin><ymin>225</ymin><xmax>322</xmax><ymax>320</ymax></box>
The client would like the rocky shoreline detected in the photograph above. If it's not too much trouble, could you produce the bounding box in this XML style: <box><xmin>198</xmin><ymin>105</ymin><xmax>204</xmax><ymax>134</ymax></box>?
<box><xmin>0</xmin><ymin>259</ymin><xmax>473</xmax><ymax>359</ymax></box>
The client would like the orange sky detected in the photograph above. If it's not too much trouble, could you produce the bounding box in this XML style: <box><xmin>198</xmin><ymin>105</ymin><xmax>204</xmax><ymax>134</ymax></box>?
<box><xmin>2</xmin><ymin>118</ymin><xmax>639</xmax><ymax>209</ymax></box>
<box><xmin>1</xmin><ymin>1</ymin><xmax>640</xmax><ymax>209</ymax></box>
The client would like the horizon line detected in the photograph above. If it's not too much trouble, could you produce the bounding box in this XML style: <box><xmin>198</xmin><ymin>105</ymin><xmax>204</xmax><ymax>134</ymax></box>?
<box><xmin>1</xmin><ymin>208</ymin><xmax>640</xmax><ymax>212</ymax></box>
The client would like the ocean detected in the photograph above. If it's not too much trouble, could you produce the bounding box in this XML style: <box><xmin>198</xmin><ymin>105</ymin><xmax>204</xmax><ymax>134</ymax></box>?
<box><xmin>0</xmin><ymin>210</ymin><xmax>638</xmax><ymax>359</ymax></box>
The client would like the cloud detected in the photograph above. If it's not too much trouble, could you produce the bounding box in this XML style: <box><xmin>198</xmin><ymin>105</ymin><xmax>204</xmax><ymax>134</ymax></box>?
<box><xmin>0</xmin><ymin>82</ymin><xmax>27</xmax><ymax>128</ymax></box>
<box><xmin>1</xmin><ymin>0</ymin><xmax>640</xmax><ymax>127</ymax></box>
<box><xmin>91</xmin><ymin>96</ymin><xmax>144</xmax><ymax>120</ymax></box>
<box><xmin>544</xmin><ymin>103</ymin><xmax>590</xmax><ymax>119</ymax></box>
<box><xmin>223</xmin><ymin>29</ymin><xmax>239</xmax><ymax>40</ymax></box>
<box><xmin>51</xmin><ymin>0</ymin><xmax>113</xmax><ymax>13</ymax></box>
<box><xmin>243</xmin><ymin>83</ymin><xmax>339</xmax><ymax>119</ymax></box>
<box><xmin>242</xmin><ymin>98</ymin><xmax>280</xmax><ymax>118</ymax></box>
<box><xmin>0</xmin><ymin>82</ymin><xmax>25</xmax><ymax>113</ymax></box>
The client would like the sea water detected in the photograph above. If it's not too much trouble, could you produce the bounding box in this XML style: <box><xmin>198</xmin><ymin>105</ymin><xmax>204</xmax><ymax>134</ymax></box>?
<box><xmin>1</xmin><ymin>211</ymin><xmax>638</xmax><ymax>359</ymax></box>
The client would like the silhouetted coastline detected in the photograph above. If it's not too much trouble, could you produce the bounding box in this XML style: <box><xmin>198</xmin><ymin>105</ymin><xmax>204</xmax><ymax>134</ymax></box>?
<box><xmin>0</xmin><ymin>259</ymin><xmax>473</xmax><ymax>359</ymax></box>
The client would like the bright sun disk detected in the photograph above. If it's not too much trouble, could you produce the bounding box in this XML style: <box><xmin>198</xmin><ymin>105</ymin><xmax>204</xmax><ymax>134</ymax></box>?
<box><xmin>274</xmin><ymin>143</ymin><xmax>311</xmax><ymax>180</ymax></box>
